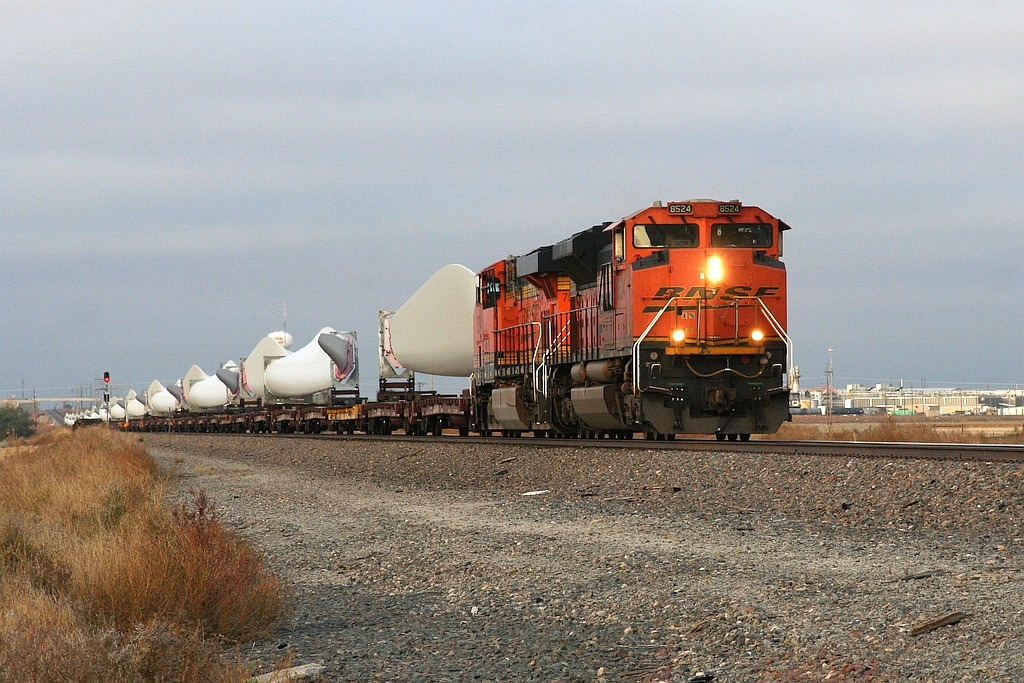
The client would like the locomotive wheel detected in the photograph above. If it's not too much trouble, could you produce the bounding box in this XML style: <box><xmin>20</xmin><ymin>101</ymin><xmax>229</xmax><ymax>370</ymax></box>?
<box><xmin>716</xmin><ymin>433</ymin><xmax>727</xmax><ymax>441</ymax></box>
<box><xmin>740</xmin><ymin>433</ymin><xmax>751</xmax><ymax>441</ymax></box>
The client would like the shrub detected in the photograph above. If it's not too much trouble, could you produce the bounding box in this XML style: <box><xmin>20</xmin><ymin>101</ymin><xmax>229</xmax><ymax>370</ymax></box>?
<box><xmin>0</xmin><ymin>429</ymin><xmax>289</xmax><ymax>680</ymax></box>
<box><xmin>73</xmin><ymin>488</ymin><xmax>289</xmax><ymax>642</ymax></box>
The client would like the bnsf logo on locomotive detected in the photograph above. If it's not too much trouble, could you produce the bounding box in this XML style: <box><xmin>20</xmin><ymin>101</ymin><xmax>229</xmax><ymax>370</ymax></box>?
<box><xmin>651</xmin><ymin>285</ymin><xmax>780</xmax><ymax>301</ymax></box>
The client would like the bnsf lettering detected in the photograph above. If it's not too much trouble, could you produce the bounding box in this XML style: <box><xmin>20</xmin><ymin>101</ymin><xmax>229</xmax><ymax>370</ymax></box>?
<box><xmin>652</xmin><ymin>286</ymin><xmax>684</xmax><ymax>299</ymax></box>
<box><xmin>721</xmin><ymin>286</ymin><xmax>752</xmax><ymax>300</ymax></box>
<box><xmin>652</xmin><ymin>286</ymin><xmax>718</xmax><ymax>300</ymax></box>
<box><xmin>723</xmin><ymin>285</ymin><xmax>781</xmax><ymax>299</ymax></box>
<box><xmin>652</xmin><ymin>285</ymin><xmax>779</xmax><ymax>301</ymax></box>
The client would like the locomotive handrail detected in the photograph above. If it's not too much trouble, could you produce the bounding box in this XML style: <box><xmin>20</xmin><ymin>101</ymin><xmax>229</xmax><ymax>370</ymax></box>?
<box><xmin>755</xmin><ymin>297</ymin><xmax>795</xmax><ymax>389</ymax></box>
<box><xmin>548</xmin><ymin>318</ymin><xmax>573</xmax><ymax>359</ymax></box>
<box><xmin>526</xmin><ymin>322</ymin><xmax>544</xmax><ymax>398</ymax></box>
<box><xmin>493</xmin><ymin>321</ymin><xmax>540</xmax><ymax>370</ymax></box>
<box><xmin>632</xmin><ymin>296</ymin><xmax>678</xmax><ymax>395</ymax></box>
<box><xmin>537</xmin><ymin>316</ymin><xmax>573</xmax><ymax>398</ymax></box>
<box><xmin>545</xmin><ymin>317</ymin><xmax>573</xmax><ymax>362</ymax></box>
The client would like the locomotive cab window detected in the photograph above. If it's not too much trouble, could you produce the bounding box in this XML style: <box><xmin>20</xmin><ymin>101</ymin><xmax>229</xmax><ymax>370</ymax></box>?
<box><xmin>711</xmin><ymin>223</ymin><xmax>773</xmax><ymax>248</ymax></box>
<box><xmin>633</xmin><ymin>223</ymin><xmax>698</xmax><ymax>249</ymax></box>
<box><xmin>478</xmin><ymin>273</ymin><xmax>501</xmax><ymax>309</ymax></box>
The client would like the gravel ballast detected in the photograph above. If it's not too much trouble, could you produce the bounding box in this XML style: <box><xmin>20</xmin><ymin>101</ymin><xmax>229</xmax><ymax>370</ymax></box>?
<box><xmin>148</xmin><ymin>434</ymin><xmax>1024</xmax><ymax>682</ymax></box>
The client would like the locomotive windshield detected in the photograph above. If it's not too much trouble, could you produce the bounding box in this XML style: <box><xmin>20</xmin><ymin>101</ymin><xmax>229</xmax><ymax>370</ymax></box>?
<box><xmin>633</xmin><ymin>223</ymin><xmax>698</xmax><ymax>249</ymax></box>
<box><xmin>711</xmin><ymin>223</ymin><xmax>773</xmax><ymax>248</ymax></box>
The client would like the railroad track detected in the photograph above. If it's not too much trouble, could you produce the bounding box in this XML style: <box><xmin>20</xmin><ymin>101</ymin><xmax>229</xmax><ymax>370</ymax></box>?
<box><xmin>160</xmin><ymin>430</ymin><xmax>1024</xmax><ymax>463</ymax></box>
<box><xmin>652</xmin><ymin>438</ymin><xmax>1024</xmax><ymax>463</ymax></box>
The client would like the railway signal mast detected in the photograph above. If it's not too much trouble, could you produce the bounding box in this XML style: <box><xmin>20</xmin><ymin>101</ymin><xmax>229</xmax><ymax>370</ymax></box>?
<box><xmin>103</xmin><ymin>371</ymin><xmax>110</xmax><ymax>423</ymax></box>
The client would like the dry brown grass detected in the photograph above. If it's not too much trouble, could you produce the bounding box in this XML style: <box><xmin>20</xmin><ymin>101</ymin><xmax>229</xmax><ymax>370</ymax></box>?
<box><xmin>776</xmin><ymin>415</ymin><xmax>1024</xmax><ymax>444</ymax></box>
<box><xmin>0</xmin><ymin>429</ymin><xmax>289</xmax><ymax>681</ymax></box>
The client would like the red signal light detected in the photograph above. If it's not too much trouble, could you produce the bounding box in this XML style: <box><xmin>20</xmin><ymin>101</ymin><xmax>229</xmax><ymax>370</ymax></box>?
<box><xmin>103</xmin><ymin>371</ymin><xmax>110</xmax><ymax>383</ymax></box>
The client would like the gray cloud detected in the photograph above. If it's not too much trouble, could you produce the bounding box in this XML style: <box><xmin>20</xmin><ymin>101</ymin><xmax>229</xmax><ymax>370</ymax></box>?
<box><xmin>2</xmin><ymin>1</ymin><xmax>1021</xmax><ymax>397</ymax></box>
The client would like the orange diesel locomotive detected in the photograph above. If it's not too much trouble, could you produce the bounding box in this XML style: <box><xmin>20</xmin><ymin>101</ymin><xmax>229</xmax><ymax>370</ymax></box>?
<box><xmin>472</xmin><ymin>199</ymin><xmax>793</xmax><ymax>441</ymax></box>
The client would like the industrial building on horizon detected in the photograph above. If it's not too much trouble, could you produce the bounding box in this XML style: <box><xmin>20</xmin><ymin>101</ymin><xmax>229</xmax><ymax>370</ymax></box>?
<box><xmin>795</xmin><ymin>383</ymin><xmax>1024</xmax><ymax>417</ymax></box>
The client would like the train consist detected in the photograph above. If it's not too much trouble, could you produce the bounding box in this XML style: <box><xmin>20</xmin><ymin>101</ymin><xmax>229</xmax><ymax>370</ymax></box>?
<box><xmin>101</xmin><ymin>199</ymin><xmax>794</xmax><ymax>441</ymax></box>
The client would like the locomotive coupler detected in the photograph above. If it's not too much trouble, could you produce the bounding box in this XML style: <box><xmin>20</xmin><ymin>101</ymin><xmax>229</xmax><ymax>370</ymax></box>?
<box><xmin>707</xmin><ymin>386</ymin><xmax>737</xmax><ymax>410</ymax></box>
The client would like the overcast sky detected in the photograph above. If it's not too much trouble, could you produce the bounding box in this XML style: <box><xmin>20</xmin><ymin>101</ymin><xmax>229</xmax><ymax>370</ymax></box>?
<box><xmin>2</xmin><ymin>1</ymin><xmax>1022</xmax><ymax>403</ymax></box>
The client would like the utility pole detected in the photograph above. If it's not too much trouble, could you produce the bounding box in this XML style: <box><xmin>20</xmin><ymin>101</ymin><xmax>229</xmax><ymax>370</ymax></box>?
<box><xmin>825</xmin><ymin>347</ymin><xmax>834</xmax><ymax>427</ymax></box>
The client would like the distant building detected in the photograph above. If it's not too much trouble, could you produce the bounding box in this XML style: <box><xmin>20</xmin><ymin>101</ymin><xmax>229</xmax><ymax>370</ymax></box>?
<box><xmin>796</xmin><ymin>385</ymin><xmax>1024</xmax><ymax>416</ymax></box>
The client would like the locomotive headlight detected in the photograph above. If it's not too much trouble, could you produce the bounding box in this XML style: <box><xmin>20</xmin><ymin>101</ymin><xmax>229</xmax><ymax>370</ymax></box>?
<box><xmin>706</xmin><ymin>256</ymin><xmax>724</xmax><ymax>283</ymax></box>
<box><xmin>671</xmin><ymin>328</ymin><xmax>686</xmax><ymax>343</ymax></box>
<box><xmin>751</xmin><ymin>329</ymin><xmax>764</xmax><ymax>342</ymax></box>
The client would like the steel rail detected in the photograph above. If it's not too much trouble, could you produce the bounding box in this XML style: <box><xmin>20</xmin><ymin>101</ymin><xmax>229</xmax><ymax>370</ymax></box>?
<box><xmin>168</xmin><ymin>431</ymin><xmax>1024</xmax><ymax>464</ymax></box>
<box><xmin>654</xmin><ymin>438</ymin><xmax>1024</xmax><ymax>463</ymax></box>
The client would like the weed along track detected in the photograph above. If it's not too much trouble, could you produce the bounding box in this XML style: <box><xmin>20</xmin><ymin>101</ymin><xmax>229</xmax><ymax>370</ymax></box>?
<box><xmin>0</xmin><ymin>431</ymin><xmax>288</xmax><ymax>682</ymax></box>
<box><xmin>151</xmin><ymin>433</ymin><xmax>1024</xmax><ymax>681</ymax></box>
